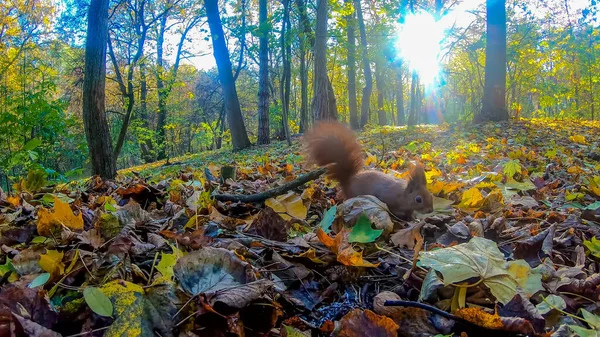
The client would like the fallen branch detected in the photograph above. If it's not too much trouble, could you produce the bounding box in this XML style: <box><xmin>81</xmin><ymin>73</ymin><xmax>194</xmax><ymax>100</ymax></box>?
<box><xmin>212</xmin><ymin>167</ymin><xmax>327</xmax><ymax>203</ymax></box>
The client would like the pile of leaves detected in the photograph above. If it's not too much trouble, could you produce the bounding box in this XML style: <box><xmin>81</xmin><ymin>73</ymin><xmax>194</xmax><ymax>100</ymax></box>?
<box><xmin>1</xmin><ymin>118</ymin><xmax>600</xmax><ymax>337</ymax></box>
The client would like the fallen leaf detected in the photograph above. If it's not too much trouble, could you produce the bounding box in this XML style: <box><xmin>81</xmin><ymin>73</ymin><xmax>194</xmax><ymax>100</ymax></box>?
<box><xmin>316</xmin><ymin>228</ymin><xmax>378</xmax><ymax>268</ymax></box>
<box><xmin>265</xmin><ymin>191</ymin><xmax>307</xmax><ymax>220</ymax></box>
<box><xmin>348</xmin><ymin>213</ymin><xmax>383</xmax><ymax>243</ymax></box>
<box><xmin>337</xmin><ymin>308</ymin><xmax>398</xmax><ymax>337</ymax></box>
<box><xmin>100</xmin><ymin>280</ymin><xmax>176</xmax><ymax>337</ymax></box>
<box><xmin>457</xmin><ymin>187</ymin><xmax>484</xmax><ymax>209</ymax></box>
<box><xmin>156</xmin><ymin>252</ymin><xmax>178</xmax><ymax>281</ymax></box>
<box><xmin>83</xmin><ymin>287</ymin><xmax>113</xmax><ymax>317</ymax></box>
<box><xmin>38</xmin><ymin>250</ymin><xmax>65</xmax><ymax>277</ymax></box>
<box><xmin>338</xmin><ymin>195</ymin><xmax>394</xmax><ymax>234</ymax></box>
<box><xmin>37</xmin><ymin>196</ymin><xmax>84</xmax><ymax>236</ymax></box>
<box><xmin>174</xmin><ymin>247</ymin><xmax>254</xmax><ymax>295</ymax></box>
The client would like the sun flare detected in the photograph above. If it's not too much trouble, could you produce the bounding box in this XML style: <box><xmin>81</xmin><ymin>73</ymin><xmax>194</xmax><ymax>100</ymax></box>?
<box><xmin>395</xmin><ymin>11</ymin><xmax>445</xmax><ymax>88</ymax></box>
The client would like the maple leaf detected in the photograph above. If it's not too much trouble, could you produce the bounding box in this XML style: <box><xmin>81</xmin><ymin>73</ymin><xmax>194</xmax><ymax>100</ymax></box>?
<box><xmin>37</xmin><ymin>196</ymin><xmax>84</xmax><ymax>236</ymax></box>
<box><xmin>348</xmin><ymin>213</ymin><xmax>383</xmax><ymax>243</ymax></box>
<box><xmin>503</xmin><ymin>159</ymin><xmax>522</xmax><ymax>178</ymax></box>
<box><xmin>38</xmin><ymin>249</ymin><xmax>65</xmax><ymax>277</ymax></box>
<box><xmin>316</xmin><ymin>228</ymin><xmax>378</xmax><ymax>268</ymax></box>
<box><xmin>457</xmin><ymin>187</ymin><xmax>484</xmax><ymax>209</ymax></box>
<box><xmin>265</xmin><ymin>191</ymin><xmax>307</xmax><ymax>221</ymax></box>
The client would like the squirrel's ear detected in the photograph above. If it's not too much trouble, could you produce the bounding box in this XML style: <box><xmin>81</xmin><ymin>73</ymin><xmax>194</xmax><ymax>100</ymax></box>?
<box><xmin>407</xmin><ymin>164</ymin><xmax>427</xmax><ymax>192</ymax></box>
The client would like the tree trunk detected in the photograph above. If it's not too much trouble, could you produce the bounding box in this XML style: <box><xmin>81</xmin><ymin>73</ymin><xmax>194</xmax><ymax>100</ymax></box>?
<box><xmin>280</xmin><ymin>0</ymin><xmax>292</xmax><ymax>145</ymax></box>
<box><xmin>299</xmin><ymin>37</ymin><xmax>308</xmax><ymax>132</ymax></box>
<box><xmin>355</xmin><ymin>0</ymin><xmax>372</xmax><ymax>128</ymax></box>
<box><xmin>205</xmin><ymin>0</ymin><xmax>251</xmax><ymax>150</ymax></box>
<box><xmin>257</xmin><ymin>0</ymin><xmax>270</xmax><ymax>145</ymax></box>
<box><xmin>476</xmin><ymin>0</ymin><xmax>508</xmax><ymax>123</ymax></box>
<box><xmin>346</xmin><ymin>1</ymin><xmax>359</xmax><ymax>130</ymax></box>
<box><xmin>396</xmin><ymin>64</ymin><xmax>405</xmax><ymax>125</ymax></box>
<box><xmin>139</xmin><ymin>62</ymin><xmax>154</xmax><ymax>163</ymax></box>
<box><xmin>375</xmin><ymin>58</ymin><xmax>386</xmax><ymax>125</ymax></box>
<box><xmin>408</xmin><ymin>71</ymin><xmax>417</xmax><ymax>126</ymax></box>
<box><xmin>312</xmin><ymin>0</ymin><xmax>337</xmax><ymax>121</ymax></box>
<box><xmin>156</xmin><ymin>14</ymin><xmax>168</xmax><ymax>159</ymax></box>
<box><xmin>82</xmin><ymin>0</ymin><xmax>116</xmax><ymax>178</ymax></box>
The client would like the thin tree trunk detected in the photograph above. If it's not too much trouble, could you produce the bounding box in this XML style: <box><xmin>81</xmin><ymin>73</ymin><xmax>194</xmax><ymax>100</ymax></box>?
<box><xmin>156</xmin><ymin>13</ymin><xmax>168</xmax><ymax>159</ymax></box>
<box><xmin>476</xmin><ymin>0</ymin><xmax>508</xmax><ymax>123</ymax></box>
<box><xmin>82</xmin><ymin>0</ymin><xmax>116</xmax><ymax>178</ymax></box>
<box><xmin>409</xmin><ymin>71</ymin><xmax>418</xmax><ymax>126</ymax></box>
<box><xmin>346</xmin><ymin>1</ymin><xmax>359</xmax><ymax>130</ymax></box>
<box><xmin>139</xmin><ymin>62</ymin><xmax>154</xmax><ymax>163</ymax></box>
<box><xmin>257</xmin><ymin>0</ymin><xmax>270</xmax><ymax>145</ymax></box>
<box><xmin>396</xmin><ymin>64</ymin><xmax>405</xmax><ymax>126</ymax></box>
<box><xmin>312</xmin><ymin>0</ymin><xmax>337</xmax><ymax>121</ymax></box>
<box><xmin>280</xmin><ymin>0</ymin><xmax>292</xmax><ymax>145</ymax></box>
<box><xmin>375</xmin><ymin>59</ymin><xmax>386</xmax><ymax>125</ymax></box>
<box><xmin>205</xmin><ymin>0</ymin><xmax>251</xmax><ymax>150</ymax></box>
<box><xmin>355</xmin><ymin>0</ymin><xmax>372</xmax><ymax>127</ymax></box>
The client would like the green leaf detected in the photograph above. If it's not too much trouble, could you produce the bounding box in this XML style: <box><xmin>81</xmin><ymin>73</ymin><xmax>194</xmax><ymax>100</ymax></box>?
<box><xmin>584</xmin><ymin>237</ymin><xmax>600</xmax><ymax>258</ymax></box>
<box><xmin>585</xmin><ymin>201</ymin><xmax>600</xmax><ymax>211</ymax></box>
<box><xmin>418</xmin><ymin>237</ymin><xmax>538</xmax><ymax>304</ymax></box>
<box><xmin>28</xmin><ymin>273</ymin><xmax>50</xmax><ymax>288</ymax></box>
<box><xmin>23</xmin><ymin>138</ymin><xmax>42</xmax><ymax>151</ymax></box>
<box><xmin>31</xmin><ymin>236</ymin><xmax>48</xmax><ymax>244</ymax></box>
<box><xmin>156</xmin><ymin>252</ymin><xmax>178</xmax><ymax>281</ymax></box>
<box><xmin>83</xmin><ymin>287</ymin><xmax>114</xmax><ymax>317</ymax></box>
<box><xmin>582</xmin><ymin>308</ymin><xmax>600</xmax><ymax>330</ymax></box>
<box><xmin>567</xmin><ymin>325</ymin><xmax>599</xmax><ymax>337</ymax></box>
<box><xmin>348</xmin><ymin>213</ymin><xmax>383</xmax><ymax>243</ymax></box>
<box><xmin>319</xmin><ymin>206</ymin><xmax>337</xmax><ymax>233</ymax></box>
<box><xmin>0</xmin><ymin>258</ymin><xmax>15</xmax><ymax>277</ymax></box>
<box><xmin>503</xmin><ymin>160</ymin><xmax>522</xmax><ymax>178</ymax></box>
<box><xmin>536</xmin><ymin>294</ymin><xmax>566</xmax><ymax>314</ymax></box>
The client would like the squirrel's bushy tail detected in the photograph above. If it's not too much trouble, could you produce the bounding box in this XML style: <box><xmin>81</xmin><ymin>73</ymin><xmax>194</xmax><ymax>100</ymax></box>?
<box><xmin>304</xmin><ymin>121</ymin><xmax>363</xmax><ymax>186</ymax></box>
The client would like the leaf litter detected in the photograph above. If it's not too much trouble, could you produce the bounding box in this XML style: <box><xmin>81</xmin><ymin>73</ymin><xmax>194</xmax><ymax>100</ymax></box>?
<box><xmin>1</xmin><ymin>119</ymin><xmax>600</xmax><ymax>336</ymax></box>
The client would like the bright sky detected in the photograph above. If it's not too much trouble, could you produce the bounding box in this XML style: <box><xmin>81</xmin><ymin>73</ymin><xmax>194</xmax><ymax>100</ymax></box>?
<box><xmin>168</xmin><ymin>0</ymin><xmax>593</xmax><ymax>71</ymax></box>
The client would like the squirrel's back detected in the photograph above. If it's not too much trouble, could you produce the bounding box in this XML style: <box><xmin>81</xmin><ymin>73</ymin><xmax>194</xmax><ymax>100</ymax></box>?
<box><xmin>304</xmin><ymin>121</ymin><xmax>363</xmax><ymax>186</ymax></box>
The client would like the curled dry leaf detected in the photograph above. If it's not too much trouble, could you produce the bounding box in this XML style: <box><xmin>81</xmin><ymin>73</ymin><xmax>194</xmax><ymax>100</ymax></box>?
<box><xmin>208</xmin><ymin>279</ymin><xmax>274</xmax><ymax>309</ymax></box>
<box><xmin>250</xmin><ymin>206</ymin><xmax>290</xmax><ymax>242</ymax></box>
<box><xmin>373</xmin><ymin>291</ymin><xmax>444</xmax><ymax>336</ymax></box>
<box><xmin>337</xmin><ymin>308</ymin><xmax>399</xmax><ymax>337</ymax></box>
<box><xmin>338</xmin><ymin>195</ymin><xmax>394</xmax><ymax>234</ymax></box>
<box><xmin>391</xmin><ymin>222</ymin><xmax>425</xmax><ymax>249</ymax></box>
<box><xmin>174</xmin><ymin>247</ymin><xmax>255</xmax><ymax>296</ymax></box>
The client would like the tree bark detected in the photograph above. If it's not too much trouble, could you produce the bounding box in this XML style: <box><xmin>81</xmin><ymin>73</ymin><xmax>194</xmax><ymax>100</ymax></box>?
<box><xmin>156</xmin><ymin>13</ymin><xmax>168</xmax><ymax>160</ymax></box>
<box><xmin>82</xmin><ymin>0</ymin><xmax>116</xmax><ymax>179</ymax></box>
<box><xmin>375</xmin><ymin>58</ymin><xmax>386</xmax><ymax>125</ymax></box>
<box><xmin>396</xmin><ymin>64</ymin><xmax>405</xmax><ymax>125</ymax></box>
<box><xmin>476</xmin><ymin>0</ymin><xmax>508</xmax><ymax>123</ymax></box>
<box><xmin>139</xmin><ymin>62</ymin><xmax>154</xmax><ymax>163</ymax></box>
<box><xmin>346</xmin><ymin>1</ymin><xmax>359</xmax><ymax>130</ymax></box>
<box><xmin>280</xmin><ymin>0</ymin><xmax>292</xmax><ymax>145</ymax></box>
<box><xmin>205</xmin><ymin>0</ymin><xmax>251</xmax><ymax>150</ymax></box>
<box><xmin>355</xmin><ymin>0</ymin><xmax>372</xmax><ymax>128</ymax></box>
<box><xmin>312</xmin><ymin>0</ymin><xmax>337</xmax><ymax>121</ymax></box>
<box><xmin>257</xmin><ymin>0</ymin><xmax>270</xmax><ymax>145</ymax></box>
<box><xmin>408</xmin><ymin>71</ymin><xmax>418</xmax><ymax>126</ymax></box>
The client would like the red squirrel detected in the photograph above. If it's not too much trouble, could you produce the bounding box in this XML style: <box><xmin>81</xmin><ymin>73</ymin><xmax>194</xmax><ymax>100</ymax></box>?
<box><xmin>304</xmin><ymin>121</ymin><xmax>434</xmax><ymax>220</ymax></box>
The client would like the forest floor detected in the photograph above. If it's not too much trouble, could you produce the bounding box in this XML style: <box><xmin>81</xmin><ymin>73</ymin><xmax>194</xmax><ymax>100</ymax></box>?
<box><xmin>1</xmin><ymin>118</ymin><xmax>600</xmax><ymax>337</ymax></box>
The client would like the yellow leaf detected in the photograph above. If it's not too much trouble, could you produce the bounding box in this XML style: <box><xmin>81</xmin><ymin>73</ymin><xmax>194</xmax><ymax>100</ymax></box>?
<box><xmin>364</xmin><ymin>152</ymin><xmax>377</xmax><ymax>167</ymax></box>
<box><xmin>567</xmin><ymin>166</ymin><xmax>585</xmax><ymax>174</ymax></box>
<box><xmin>316</xmin><ymin>228</ymin><xmax>378</xmax><ymax>268</ymax></box>
<box><xmin>265</xmin><ymin>192</ymin><xmax>307</xmax><ymax>220</ymax></box>
<box><xmin>39</xmin><ymin>250</ymin><xmax>65</xmax><ymax>277</ymax></box>
<box><xmin>37</xmin><ymin>197</ymin><xmax>84</xmax><ymax>236</ymax></box>
<box><xmin>458</xmin><ymin>188</ymin><xmax>485</xmax><ymax>209</ymax></box>
<box><xmin>589</xmin><ymin>176</ymin><xmax>600</xmax><ymax>197</ymax></box>
<box><xmin>570</xmin><ymin>134</ymin><xmax>587</xmax><ymax>144</ymax></box>
<box><xmin>6</xmin><ymin>195</ymin><xmax>20</xmax><ymax>207</ymax></box>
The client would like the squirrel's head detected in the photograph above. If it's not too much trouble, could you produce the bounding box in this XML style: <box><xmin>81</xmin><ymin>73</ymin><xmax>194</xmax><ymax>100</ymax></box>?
<box><xmin>405</xmin><ymin>164</ymin><xmax>434</xmax><ymax>214</ymax></box>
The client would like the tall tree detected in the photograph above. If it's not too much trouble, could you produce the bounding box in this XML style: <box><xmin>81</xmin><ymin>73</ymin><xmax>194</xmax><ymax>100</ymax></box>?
<box><xmin>295</xmin><ymin>0</ymin><xmax>309</xmax><ymax>132</ymax></box>
<box><xmin>355</xmin><ymin>0</ymin><xmax>372</xmax><ymax>127</ymax></box>
<box><xmin>476</xmin><ymin>0</ymin><xmax>508</xmax><ymax>123</ymax></box>
<box><xmin>82</xmin><ymin>0</ymin><xmax>116</xmax><ymax>178</ymax></box>
<box><xmin>408</xmin><ymin>71</ymin><xmax>418</xmax><ymax>126</ymax></box>
<box><xmin>346</xmin><ymin>0</ymin><xmax>359</xmax><ymax>129</ymax></box>
<box><xmin>257</xmin><ymin>0</ymin><xmax>270</xmax><ymax>145</ymax></box>
<box><xmin>204</xmin><ymin>0</ymin><xmax>251</xmax><ymax>150</ymax></box>
<box><xmin>155</xmin><ymin>0</ymin><xmax>202</xmax><ymax>159</ymax></box>
<box><xmin>396</xmin><ymin>64</ymin><xmax>405</xmax><ymax>125</ymax></box>
<box><xmin>279</xmin><ymin>0</ymin><xmax>292</xmax><ymax>145</ymax></box>
<box><xmin>375</xmin><ymin>59</ymin><xmax>386</xmax><ymax>125</ymax></box>
<box><xmin>312</xmin><ymin>0</ymin><xmax>337</xmax><ymax>120</ymax></box>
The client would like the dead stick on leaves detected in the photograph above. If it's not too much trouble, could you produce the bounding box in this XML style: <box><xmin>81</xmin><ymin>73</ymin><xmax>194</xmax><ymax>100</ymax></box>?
<box><xmin>212</xmin><ymin>167</ymin><xmax>327</xmax><ymax>203</ymax></box>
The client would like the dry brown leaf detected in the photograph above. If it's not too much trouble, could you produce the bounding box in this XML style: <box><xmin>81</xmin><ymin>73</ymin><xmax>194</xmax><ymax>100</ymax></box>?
<box><xmin>337</xmin><ymin>308</ymin><xmax>398</xmax><ymax>337</ymax></box>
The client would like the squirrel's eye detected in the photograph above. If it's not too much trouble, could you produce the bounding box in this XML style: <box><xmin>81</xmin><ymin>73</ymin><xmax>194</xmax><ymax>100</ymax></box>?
<box><xmin>415</xmin><ymin>196</ymin><xmax>423</xmax><ymax>203</ymax></box>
